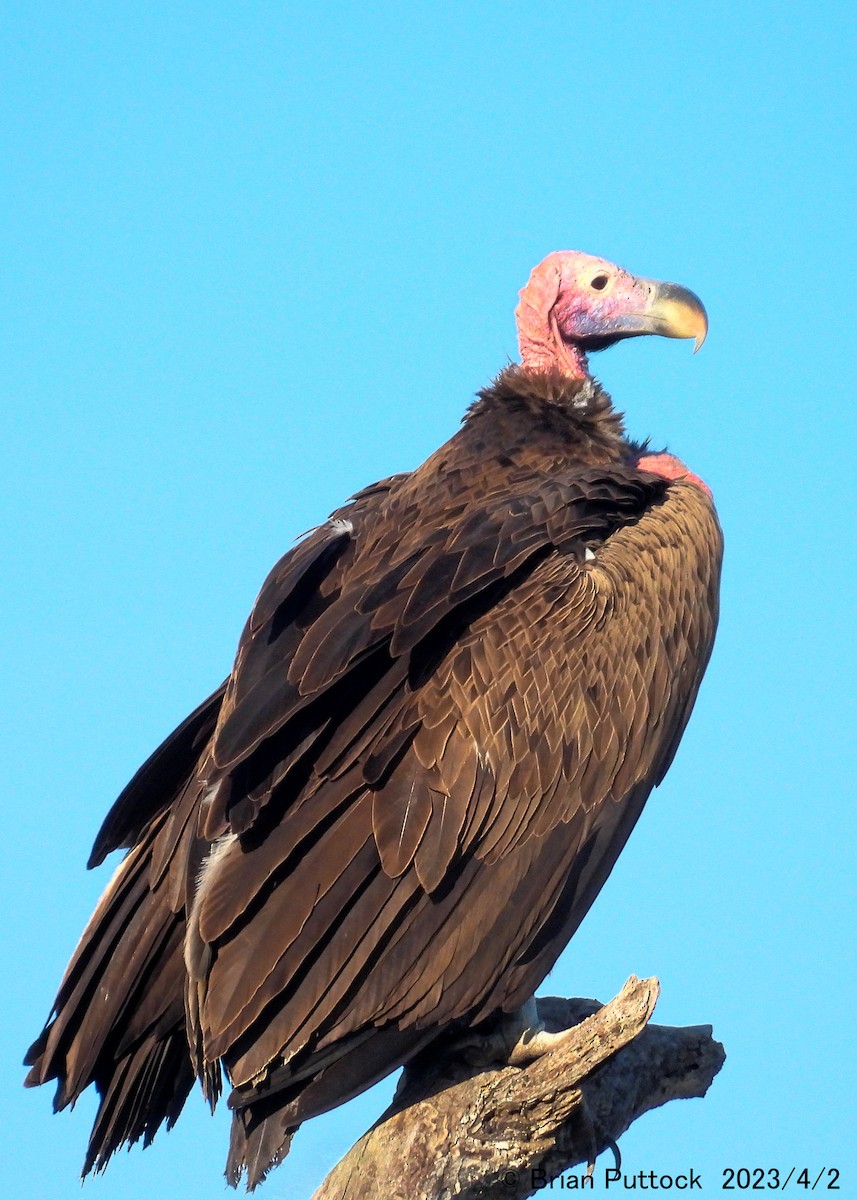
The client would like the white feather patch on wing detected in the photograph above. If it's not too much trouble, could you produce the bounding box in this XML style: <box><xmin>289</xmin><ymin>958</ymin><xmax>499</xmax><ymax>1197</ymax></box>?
<box><xmin>195</xmin><ymin>831</ymin><xmax>239</xmax><ymax>895</ymax></box>
<box><xmin>184</xmin><ymin>831</ymin><xmax>238</xmax><ymax>980</ymax></box>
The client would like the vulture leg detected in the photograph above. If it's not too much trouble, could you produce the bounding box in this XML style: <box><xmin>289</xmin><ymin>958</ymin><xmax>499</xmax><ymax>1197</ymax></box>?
<box><xmin>503</xmin><ymin>996</ymin><xmax>554</xmax><ymax>1066</ymax></box>
<box><xmin>504</xmin><ymin>997</ymin><xmax>614</xmax><ymax>1066</ymax></box>
<box><xmin>429</xmin><ymin>998</ymin><xmax>548</xmax><ymax>1069</ymax></box>
<box><xmin>437</xmin><ymin>997</ymin><xmax>607</xmax><ymax>1069</ymax></box>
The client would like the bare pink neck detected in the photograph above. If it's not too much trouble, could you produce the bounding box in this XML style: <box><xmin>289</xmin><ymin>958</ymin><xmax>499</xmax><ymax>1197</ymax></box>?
<box><xmin>515</xmin><ymin>284</ymin><xmax>590</xmax><ymax>379</ymax></box>
<box><xmin>519</xmin><ymin>330</ymin><xmax>590</xmax><ymax>378</ymax></box>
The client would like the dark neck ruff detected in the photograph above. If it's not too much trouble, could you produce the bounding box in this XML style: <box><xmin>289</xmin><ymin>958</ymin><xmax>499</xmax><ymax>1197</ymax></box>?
<box><xmin>463</xmin><ymin>365</ymin><xmax>632</xmax><ymax>466</ymax></box>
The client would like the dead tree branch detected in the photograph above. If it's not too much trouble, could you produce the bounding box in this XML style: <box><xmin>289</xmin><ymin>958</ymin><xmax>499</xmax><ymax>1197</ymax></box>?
<box><xmin>312</xmin><ymin>976</ymin><xmax>724</xmax><ymax>1200</ymax></box>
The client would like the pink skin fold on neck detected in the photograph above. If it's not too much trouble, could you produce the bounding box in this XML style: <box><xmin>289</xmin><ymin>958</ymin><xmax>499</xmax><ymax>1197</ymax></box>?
<box><xmin>515</xmin><ymin>255</ymin><xmax>590</xmax><ymax>379</ymax></box>
<box><xmin>635</xmin><ymin>452</ymin><xmax>713</xmax><ymax>499</ymax></box>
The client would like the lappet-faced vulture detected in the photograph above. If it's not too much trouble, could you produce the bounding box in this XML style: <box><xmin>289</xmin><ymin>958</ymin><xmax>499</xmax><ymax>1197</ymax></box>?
<box><xmin>25</xmin><ymin>251</ymin><xmax>722</xmax><ymax>1189</ymax></box>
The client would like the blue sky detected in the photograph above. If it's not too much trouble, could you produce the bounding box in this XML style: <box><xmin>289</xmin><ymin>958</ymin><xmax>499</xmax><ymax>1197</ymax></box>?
<box><xmin>3</xmin><ymin>3</ymin><xmax>855</xmax><ymax>1196</ymax></box>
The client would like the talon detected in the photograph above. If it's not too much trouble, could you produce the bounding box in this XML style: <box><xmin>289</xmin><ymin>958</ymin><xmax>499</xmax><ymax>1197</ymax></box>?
<box><xmin>502</xmin><ymin>996</ymin><xmax>585</xmax><ymax>1066</ymax></box>
<box><xmin>507</xmin><ymin>1024</ymin><xmax>579</xmax><ymax>1065</ymax></box>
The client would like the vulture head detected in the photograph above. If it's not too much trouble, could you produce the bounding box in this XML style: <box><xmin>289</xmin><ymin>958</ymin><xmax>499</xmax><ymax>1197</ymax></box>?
<box><xmin>515</xmin><ymin>250</ymin><xmax>708</xmax><ymax>379</ymax></box>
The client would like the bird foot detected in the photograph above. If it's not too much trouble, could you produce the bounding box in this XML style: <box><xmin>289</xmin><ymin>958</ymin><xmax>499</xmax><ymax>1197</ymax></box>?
<box><xmin>503</xmin><ymin>996</ymin><xmax>576</xmax><ymax>1066</ymax></box>
<box><xmin>450</xmin><ymin>998</ymin><xmax>567</xmax><ymax>1069</ymax></box>
<box><xmin>506</xmin><ymin>1021</ymin><xmax>575</xmax><ymax>1066</ymax></box>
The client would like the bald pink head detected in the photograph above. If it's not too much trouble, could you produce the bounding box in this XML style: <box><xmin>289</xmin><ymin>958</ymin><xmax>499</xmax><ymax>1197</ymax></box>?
<box><xmin>515</xmin><ymin>251</ymin><xmax>708</xmax><ymax>379</ymax></box>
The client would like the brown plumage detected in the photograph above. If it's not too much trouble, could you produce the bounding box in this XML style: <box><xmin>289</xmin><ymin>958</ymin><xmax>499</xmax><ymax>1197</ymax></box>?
<box><xmin>25</xmin><ymin>251</ymin><xmax>722</xmax><ymax>1190</ymax></box>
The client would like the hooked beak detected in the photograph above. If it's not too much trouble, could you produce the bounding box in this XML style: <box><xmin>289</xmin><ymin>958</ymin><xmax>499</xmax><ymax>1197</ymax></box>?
<box><xmin>613</xmin><ymin>279</ymin><xmax>709</xmax><ymax>352</ymax></box>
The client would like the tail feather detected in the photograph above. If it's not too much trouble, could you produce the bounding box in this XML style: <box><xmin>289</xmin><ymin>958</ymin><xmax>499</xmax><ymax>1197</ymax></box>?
<box><xmin>227</xmin><ymin>1108</ymin><xmax>296</xmax><ymax>1192</ymax></box>
<box><xmin>223</xmin><ymin>1022</ymin><xmax>434</xmax><ymax>1190</ymax></box>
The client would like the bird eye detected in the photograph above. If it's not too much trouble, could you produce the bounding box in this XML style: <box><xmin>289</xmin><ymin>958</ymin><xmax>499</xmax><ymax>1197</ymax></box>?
<box><xmin>590</xmin><ymin>274</ymin><xmax>609</xmax><ymax>291</ymax></box>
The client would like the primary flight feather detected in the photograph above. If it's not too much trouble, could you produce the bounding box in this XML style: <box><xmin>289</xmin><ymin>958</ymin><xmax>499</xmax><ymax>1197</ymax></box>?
<box><xmin>25</xmin><ymin>250</ymin><xmax>722</xmax><ymax>1189</ymax></box>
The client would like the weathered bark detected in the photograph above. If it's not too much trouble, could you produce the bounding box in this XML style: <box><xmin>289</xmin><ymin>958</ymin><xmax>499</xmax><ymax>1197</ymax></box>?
<box><xmin>312</xmin><ymin>976</ymin><xmax>724</xmax><ymax>1200</ymax></box>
